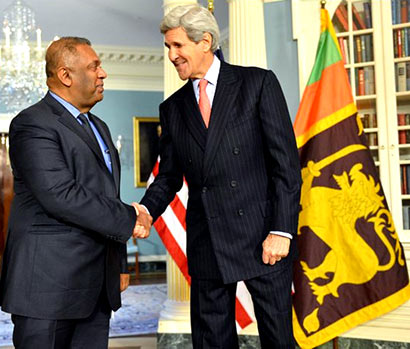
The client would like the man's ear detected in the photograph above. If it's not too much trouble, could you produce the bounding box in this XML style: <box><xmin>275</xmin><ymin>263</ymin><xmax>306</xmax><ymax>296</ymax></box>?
<box><xmin>56</xmin><ymin>67</ymin><xmax>72</xmax><ymax>87</ymax></box>
<box><xmin>202</xmin><ymin>32</ymin><xmax>213</xmax><ymax>53</ymax></box>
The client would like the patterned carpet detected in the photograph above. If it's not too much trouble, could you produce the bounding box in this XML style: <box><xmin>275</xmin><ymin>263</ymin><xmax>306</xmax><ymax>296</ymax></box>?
<box><xmin>0</xmin><ymin>284</ymin><xmax>167</xmax><ymax>346</ymax></box>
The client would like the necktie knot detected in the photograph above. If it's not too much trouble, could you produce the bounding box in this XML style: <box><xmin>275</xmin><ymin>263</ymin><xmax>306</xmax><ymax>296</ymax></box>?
<box><xmin>78</xmin><ymin>113</ymin><xmax>98</xmax><ymax>145</ymax></box>
<box><xmin>198</xmin><ymin>79</ymin><xmax>211</xmax><ymax>128</ymax></box>
<box><xmin>78</xmin><ymin>113</ymin><xmax>89</xmax><ymax>125</ymax></box>
<box><xmin>199</xmin><ymin>79</ymin><xmax>208</xmax><ymax>92</ymax></box>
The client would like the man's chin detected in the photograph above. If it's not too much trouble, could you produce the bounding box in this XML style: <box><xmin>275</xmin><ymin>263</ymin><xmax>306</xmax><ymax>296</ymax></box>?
<box><xmin>175</xmin><ymin>70</ymin><xmax>189</xmax><ymax>81</ymax></box>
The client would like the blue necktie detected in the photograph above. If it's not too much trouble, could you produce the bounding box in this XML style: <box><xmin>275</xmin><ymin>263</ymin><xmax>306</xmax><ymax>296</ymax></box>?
<box><xmin>78</xmin><ymin>114</ymin><xmax>98</xmax><ymax>146</ymax></box>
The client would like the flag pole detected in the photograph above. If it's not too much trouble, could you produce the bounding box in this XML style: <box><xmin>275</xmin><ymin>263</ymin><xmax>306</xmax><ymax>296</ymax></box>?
<box><xmin>320</xmin><ymin>0</ymin><xmax>326</xmax><ymax>9</ymax></box>
<box><xmin>208</xmin><ymin>0</ymin><xmax>214</xmax><ymax>14</ymax></box>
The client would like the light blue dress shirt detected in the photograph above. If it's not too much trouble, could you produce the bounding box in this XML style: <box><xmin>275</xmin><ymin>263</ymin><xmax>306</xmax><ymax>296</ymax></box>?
<box><xmin>49</xmin><ymin>91</ymin><xmax>113</xmax><ymax>173</ymax></box>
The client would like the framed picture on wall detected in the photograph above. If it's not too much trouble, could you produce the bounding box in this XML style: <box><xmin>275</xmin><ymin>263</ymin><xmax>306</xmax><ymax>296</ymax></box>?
<box><xmin>133</xmin><ymin>117</ymin><xmax>161</xmax><ymax>187</ymax></box>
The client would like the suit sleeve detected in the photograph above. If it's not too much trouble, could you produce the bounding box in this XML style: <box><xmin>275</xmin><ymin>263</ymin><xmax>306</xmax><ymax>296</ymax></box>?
<box><xmin>9</xmin><ymin>115</ymin><xmax>136</xmax><ymax>243</ymax></box>
<box><xmin>140</xmin><ymin>102</ymin><xmax>184</xmax><ymax>221</ymax></box>
<box><xmin>259</xmin><ymin>70</ymin><xmax>302</xmax><ymax>236</ymax></box>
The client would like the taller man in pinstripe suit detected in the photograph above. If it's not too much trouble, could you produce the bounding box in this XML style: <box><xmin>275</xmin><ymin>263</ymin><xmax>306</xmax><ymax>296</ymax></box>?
<box><xmin>139</xmin><ymin>5</ymin><xmax>301</xmax><ymax>348</ymax></box>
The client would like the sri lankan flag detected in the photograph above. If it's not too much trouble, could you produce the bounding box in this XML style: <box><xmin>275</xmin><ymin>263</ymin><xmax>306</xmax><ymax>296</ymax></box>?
<box><xmin>292</xmin><ymin>7</ymin><xmax>410</xmax><ymax>348</ymax></box>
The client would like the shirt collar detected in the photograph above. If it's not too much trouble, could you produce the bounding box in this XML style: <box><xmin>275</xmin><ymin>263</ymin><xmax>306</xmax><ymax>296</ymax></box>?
<box><xmin>192</xmin><ymin>55</ymin><xmax>220</xmax><ymax>89</ymax></box>
<box><xmin>49</xmin><ymin>91</ymin><xmax>83</xmax><ymax>118</ymax></box>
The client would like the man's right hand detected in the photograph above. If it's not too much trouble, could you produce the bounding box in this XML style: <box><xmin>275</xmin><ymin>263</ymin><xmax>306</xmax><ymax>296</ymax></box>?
<box><xmin>131</xmin><ymin>202</ymin><xmax>152</xmax><ymax>239</ymax></box>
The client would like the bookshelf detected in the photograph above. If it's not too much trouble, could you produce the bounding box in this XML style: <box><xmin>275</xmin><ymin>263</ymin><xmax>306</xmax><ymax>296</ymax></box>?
<box><xmin>379</xmin><ymin>0</ymin><xmax>410</xmax><ymax>240</ymax></box>
<box><xmin>332</xmin><ymin>0</ymin><xmax>410</xmax><ymax>242</ymax></box>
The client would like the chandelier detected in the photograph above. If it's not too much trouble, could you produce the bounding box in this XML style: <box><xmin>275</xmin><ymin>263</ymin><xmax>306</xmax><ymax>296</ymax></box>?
<box><xmin>0</xmin><ymin>0</ymin><xmax>46</xmax><ymax>114</ymax></box>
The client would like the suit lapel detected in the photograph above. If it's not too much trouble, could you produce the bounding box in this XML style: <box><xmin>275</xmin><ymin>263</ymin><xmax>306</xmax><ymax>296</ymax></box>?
<box><xmin>44</xmin><ymin>93</ymin><xmax>111</xmax><ymax>175</ymax></box>
<box><xmin>203</xmin><ymin>62</ymin><xmax>241</xmax><ymax>182</ymax></box>
<box><xmin>177</xmin><ymin>81</ymin><xmax>207</xmax><ymax>151</ymax></box>
<box><xmin>89</xmin><ymin>114</ymin><xmax>121</xmax><ymax>194</ymax></box>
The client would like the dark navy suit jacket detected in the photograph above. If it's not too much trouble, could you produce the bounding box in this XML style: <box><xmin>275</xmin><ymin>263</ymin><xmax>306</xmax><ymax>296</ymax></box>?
<box><xmin>0</xmin><ymin>92</ymin><xmax>136</xmax><ymax>319</ymax></box>
<box><xmin>141</xmin><ymin>62</ymin><xmax>301</xmax><ymax>283</ymax></box>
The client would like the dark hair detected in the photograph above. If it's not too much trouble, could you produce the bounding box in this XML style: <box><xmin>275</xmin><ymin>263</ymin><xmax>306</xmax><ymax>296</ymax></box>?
<box><xmin>45</xmin><ymin>37</ymin><xmax>91</xmax><ymax>78</ymax></box>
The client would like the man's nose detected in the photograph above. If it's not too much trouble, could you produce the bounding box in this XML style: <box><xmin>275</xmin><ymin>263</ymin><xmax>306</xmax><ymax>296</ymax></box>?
<box><xmin>168</xmin><ymin>48</ymin><xmax>177</xmax><ymax>62</ymax></box>
<box><xmin>99</xmin><ymin>67</ymin><xmax>107</xmax><ymax>79</ymax></box>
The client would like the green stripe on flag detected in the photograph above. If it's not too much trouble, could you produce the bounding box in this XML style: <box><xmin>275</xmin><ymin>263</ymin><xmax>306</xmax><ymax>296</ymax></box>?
<box><xmin>307</xmin><ymin>29</ymin><xmax>342</xmax><ymax>86</ymax></box>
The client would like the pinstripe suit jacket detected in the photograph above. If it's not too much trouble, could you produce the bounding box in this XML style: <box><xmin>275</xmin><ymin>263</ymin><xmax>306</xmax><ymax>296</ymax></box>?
<box><xmin>141</xmin><ymin>61</ymin><xmax>301</xmax><ymax>283</ymax></box>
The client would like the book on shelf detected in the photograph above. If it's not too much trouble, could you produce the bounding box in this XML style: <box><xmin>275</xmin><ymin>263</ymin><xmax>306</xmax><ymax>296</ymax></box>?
<box><xmin>361</xmin><ymin>36</ymin><xmax>366</xmax><ymax>62</ymax></box>
<box><xmin>394</xmin><ymin>29</ymin><xmax>399</xmax><ymax>58</ymax></box>
<box><xmin>397</xmin><ymin>62</ymin><xmax>407</xmax><ymax>92</ymax></box>
<box><xmin>402</xmin><ymin>165</ymin><xmax>408</xmax><ymax>194</ymax></box>
<box><xmin>398</xmin><ymin>113</ymin><xmax>407</xmax><ymax>144</ymax></box>
<box><xmin>358</xmin><ymin>68</ymin><xmax>365</xmax><ymax>95</ymax></box>
<box><xmin>398</xmin><ymin>0</ymin><xmax>403</xmax><ymax>24</ymax></box>
<box><xmin>338</xmin><ymin>37</ymin><xmax>348</xmax><ymax>64</ymax></box>
<box><xmin>404</xmin><ymin>28</ymin><xmax>409</xmax><ymax>58</ymax></box>
<box><xmin>368</xmin><ymin>133</ymin><xmax>378</xmax><ymax>146</ymax></box>
<box><xmin>408</xmin><ymin>27</ymin><xmax>410</xmax><ymax>57</ymax></box>
<box><xmin>406</xmin><ymin>164</ymin><xmax>410</xmax><ymax>194</ymax></box>
<box><xmin>363</xmin><ymin>67</ymin><xmax>375</xmax><ymax>95</ymax></box>
<box><xmin>401</xmin><ymin>0</ymin><xmax>408</xmax><ymax>23</ymax></box>
<box><xmin>398</xmin><ymin>29</ymin><xmax>403</xmax><ymax>58</ymax></box>
<box><xmin>362</xmin><ymin>113</ymin><xmax>377</xmax><ymax>128</ymax></box>
<box><xmin>403</xmin><ymin>205</ymin><xmax>410</xmax><ymax>230</ymax></box>
<box><xmin>355</xmin><ymin>36</ymin><xmax>362</xmax><ymax>63</ymax></box>
<box><xmin>365</xmin><ymin>35</ymin><xmax>373</xmax><ymax>61</ymax></box>
<box><xmin>344</xmin><ymin>37</ymin><xmax>350</xmax><ymax>64</ymax></box>
<box><xmin>392</xmin><ymin>0</ymin><xmax>397</xmax><ymax>25</ymax></box>
<box><xmin>363</xmin><ymin>2</ymin><xmax>372</xmax><ymax>28</ymax></box>
<box><xmin>352</xmin><ymin>3</ymin><xmax>367</xmax><ymax>29</ymax></box>
<box><xmin>334</xmin><ymin>4</ymin><xmax>348</xmax><ymax>31</ymax></box>
<box><xmin>369</xmin><ymin>66</ymin><xmax>375</xmax><ymax>94</ymax></box>
<box><xmin>407</xmin><ymin>62</ymin><xmax>410</xmax><ymax>90</ymax></box>
<box><xmin>360</xmin><ymin>113</ymin><xmax>368</xmax><ymax>128</ymax></box>
<box><xmin>368</xmin><ymin>113</ymin><xmax>377</xmax><ymax>127</ymax></box>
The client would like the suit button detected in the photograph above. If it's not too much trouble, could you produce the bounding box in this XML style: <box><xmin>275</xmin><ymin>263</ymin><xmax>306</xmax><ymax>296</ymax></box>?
<box><xmin>188</xmin><ymin>159</ymin><xmax>192</xmax><ymax>164</ymax></box>
<box><xmin>202</xmin><ymin>187</ymin><xmax>208</xmax><ymax>193</ymax></box>
<box><xmin>233</xmin><ymin>147</ymin><xmax>240</xmax><ymax>155</ymax></box>
<box><xmin>237</xmin><ymin>209</ymin><xmax>244</xmax><ymax>216</ymax></box>
<box><xmin>230</xmin><ymin>180</ymin><xmax>237</xmax><ymax>188</ymax></box>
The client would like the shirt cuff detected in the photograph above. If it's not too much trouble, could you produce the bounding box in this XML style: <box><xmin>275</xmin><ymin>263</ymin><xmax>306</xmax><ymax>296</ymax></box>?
<box><xmin>269</xmin><ymin>231</ymin><xmax>293</xmax><ymax>239</ymax></box>
<box><xmin>139</xmin><ymin>204</ymin><xmax>150</xmax><ymax>216</ymax></box>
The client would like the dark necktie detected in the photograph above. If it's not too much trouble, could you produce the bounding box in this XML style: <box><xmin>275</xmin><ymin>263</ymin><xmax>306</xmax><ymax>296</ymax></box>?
<box><xmin>78</xmin><ymin>113</ymin><xmax>98</xmax><ymax>145</ymax></box>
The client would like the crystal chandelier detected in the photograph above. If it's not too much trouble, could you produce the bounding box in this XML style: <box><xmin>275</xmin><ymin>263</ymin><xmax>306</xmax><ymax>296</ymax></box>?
<box><xmin>0</xmin><ymin>0</ymin><xmax>46</xmax><ymax>114</ymax></box>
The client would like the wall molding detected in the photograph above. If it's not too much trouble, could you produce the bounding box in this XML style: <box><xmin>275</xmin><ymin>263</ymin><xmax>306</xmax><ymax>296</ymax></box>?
<box><xmin>94</xmin><ymin>45</ymin><xmax>164</xmax><ymax>92</ymax></box>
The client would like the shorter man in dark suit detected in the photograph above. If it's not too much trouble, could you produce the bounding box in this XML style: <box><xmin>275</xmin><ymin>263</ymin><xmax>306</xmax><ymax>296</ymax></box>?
<box><xmin>138</xmin><ymin>5</ymin><xmax>301</xmax><ymax>349</ymax></box>
<box><xmin>0</xmin><ymin>37</ymin><xmax>151</xmax><ymax>348</ymax></box>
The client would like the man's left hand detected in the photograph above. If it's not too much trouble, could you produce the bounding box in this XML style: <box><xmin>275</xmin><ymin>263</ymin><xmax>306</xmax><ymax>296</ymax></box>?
<box><xmin>262</xmin><ymin>234</ymin><xmax>290</xmax><ymax>265</ymax></box>
<box><xmin>120</xmin><ymin>273</ymin><xmax>130</xmax><ymax>292</ymax></box>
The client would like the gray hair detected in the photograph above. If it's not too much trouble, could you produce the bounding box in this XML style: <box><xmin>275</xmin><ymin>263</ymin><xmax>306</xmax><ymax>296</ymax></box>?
<box><xmin>160</xmin><ymin>5</ymin><xmax>220</xmax><ymax>52</ymax></box>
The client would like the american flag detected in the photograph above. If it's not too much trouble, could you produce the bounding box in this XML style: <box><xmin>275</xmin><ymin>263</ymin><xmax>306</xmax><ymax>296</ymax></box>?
<box><xmin>148</xmin><ymin>159</ymin><xmax>256</xmax><ymax>330</ymax></box>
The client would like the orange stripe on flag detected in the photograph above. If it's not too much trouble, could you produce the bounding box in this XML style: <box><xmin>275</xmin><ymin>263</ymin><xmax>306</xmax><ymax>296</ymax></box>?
<box><xmin>294</xmin><ymin>60</ymin><xmax>353</xmax><ymax>138</ymax></box>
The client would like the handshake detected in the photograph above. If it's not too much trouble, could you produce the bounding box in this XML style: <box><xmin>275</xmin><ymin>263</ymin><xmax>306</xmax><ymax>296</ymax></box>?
<box><xmin>131</xmin><ymin>202</ymin><xmax>153</xmax><ymax>239</ymax></box>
